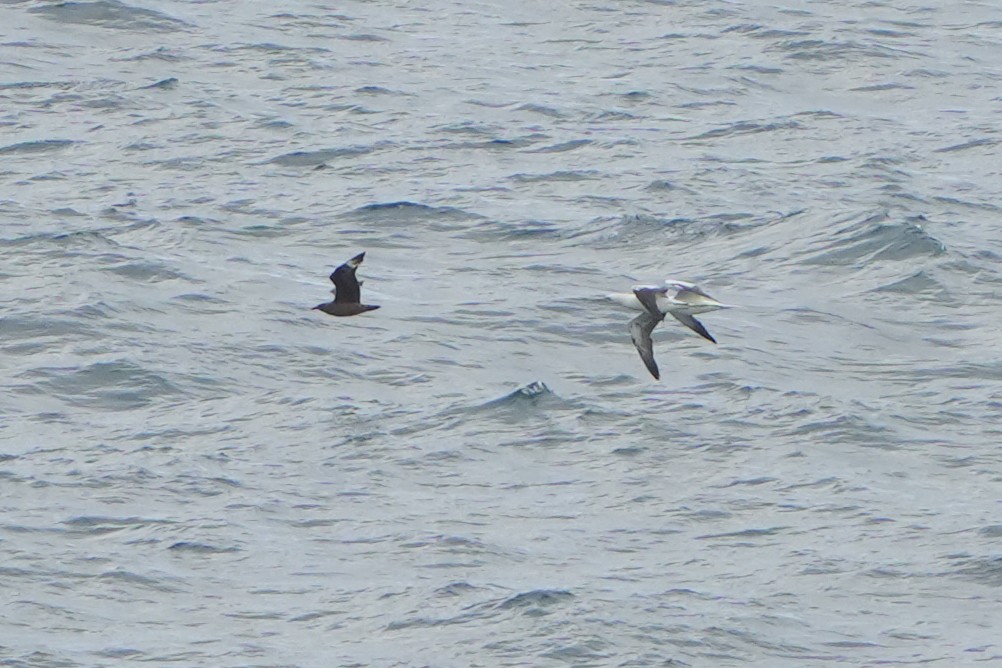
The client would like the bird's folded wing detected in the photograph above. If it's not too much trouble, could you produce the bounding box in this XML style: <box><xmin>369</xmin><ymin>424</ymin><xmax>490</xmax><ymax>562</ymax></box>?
<box><xmin>632</xmin><ymin>286</ymin><xmax>666</xmax><ymax>317</ymax></box>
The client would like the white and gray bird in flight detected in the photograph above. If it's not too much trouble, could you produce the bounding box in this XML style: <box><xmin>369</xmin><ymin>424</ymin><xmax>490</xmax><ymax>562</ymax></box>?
<box><xmin>607</xmin><ymin>280</ymin><xmax>730</xmax><ymax>380</ymax></box>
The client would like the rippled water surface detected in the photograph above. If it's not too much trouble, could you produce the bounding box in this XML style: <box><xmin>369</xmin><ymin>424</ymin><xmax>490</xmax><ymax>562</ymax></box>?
<box><xmin>3</xmin><ymin>1</ymin><xmax>1002</xmax><ymax>665</ymax></box>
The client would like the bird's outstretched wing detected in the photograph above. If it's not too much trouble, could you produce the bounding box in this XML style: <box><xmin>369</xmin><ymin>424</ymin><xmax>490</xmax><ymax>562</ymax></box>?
<box><xmin>329</xmin><ymin>252</ymin><xmax>365</xmax><ymax>304</ymax></box>
<box><xmin>670</xmin><ymin>312</ymin><xmax>716</xmax><ymax>343</ymax></box>
<box><xmin>629</xmin><ymin>310</ymin><xmax>665</xmax><ymax>379</ymax></box>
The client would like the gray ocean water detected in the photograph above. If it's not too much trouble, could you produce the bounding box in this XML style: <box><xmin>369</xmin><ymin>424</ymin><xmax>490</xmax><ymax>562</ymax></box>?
<box><xmin>3</xmin><ymin>1</ymin><xmax>1002</xmax><ymax>666</ymax></box>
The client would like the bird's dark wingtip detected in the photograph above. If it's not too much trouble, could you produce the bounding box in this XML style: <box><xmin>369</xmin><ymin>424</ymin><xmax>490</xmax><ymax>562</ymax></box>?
<box><xmin>349</xmin><ymin>251</ymin><xmax>365</xmax><ymax>266</ymax></box>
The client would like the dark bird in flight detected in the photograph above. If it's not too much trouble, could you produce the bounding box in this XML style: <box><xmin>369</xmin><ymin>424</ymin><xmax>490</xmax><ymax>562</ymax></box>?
<box><xmin>313</xmin><ymin>252</ymin><xmax>380</xmax><ymax>317</ymax></box>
